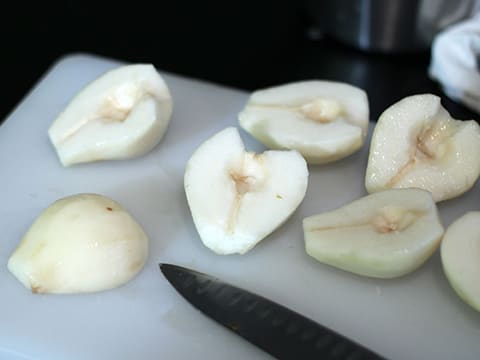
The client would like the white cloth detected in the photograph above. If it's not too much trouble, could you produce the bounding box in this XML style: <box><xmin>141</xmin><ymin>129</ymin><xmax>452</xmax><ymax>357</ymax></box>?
<box><xmin>429</xmin><ymin>13</ymin><xmax>480</xmax><ymax>114</ymax></box>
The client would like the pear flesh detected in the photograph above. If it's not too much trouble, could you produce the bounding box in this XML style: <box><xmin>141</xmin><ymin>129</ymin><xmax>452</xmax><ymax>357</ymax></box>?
<box><xmin>48</xmin><ymin>64</ymin><xmax>173</xmax><ymax>166</ymax></box>
<box><xmin>184</xmin><ymin>127</ymin><xmax>308</xmax><ymax>255</ymax></box>
<box><xmin>238</xmin><ymin>80</ymin><xmax>369</xmax><ymax>164</ymax></box>
<box><xmin>441</xmin><ymin>211</ymin><xmax>480</xmax><ymax>312</ymax></box>
<box><xmin>303</xmin><ymin>188</ymin><xmax>444</xmax><ymax>278</ymax></box>
<box><xmin>8</xmin><ymin>194</ymin><xmax>148</xmax><ymax>294</ymax></box>
<box><xmin>365</xmin><ymin>94</ymin><xmax>480</xmax><ymax>202</ymax></box>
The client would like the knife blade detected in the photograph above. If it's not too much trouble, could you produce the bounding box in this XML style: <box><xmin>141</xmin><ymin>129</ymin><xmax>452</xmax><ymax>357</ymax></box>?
<box><xmin>160</xmin><ymin>263</ymin><xmax>386</xmax><ymax>360</ymax></box>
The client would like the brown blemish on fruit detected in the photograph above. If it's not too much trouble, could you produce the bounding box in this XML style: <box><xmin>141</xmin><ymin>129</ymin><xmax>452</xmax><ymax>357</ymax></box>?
<box><xmin>106</xmin><ymin>207</ymin><xmax>113</xmax><ymax>211</ymax></box>
<box><xmin>31</xmin><ymin>285</ymin><xmax>42</xmax><ymax>294</ymax></box>
<box><xmin>129</xmin><ymin>260</ymin><xmax>143</xmax><ymax>272</ymax></box>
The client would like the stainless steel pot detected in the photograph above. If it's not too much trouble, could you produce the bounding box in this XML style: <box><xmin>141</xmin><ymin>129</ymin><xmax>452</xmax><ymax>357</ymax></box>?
<box><xmin>305</xmin><ymin>0</ymin><xmax>476</xmax><ymax>52</ymax></box>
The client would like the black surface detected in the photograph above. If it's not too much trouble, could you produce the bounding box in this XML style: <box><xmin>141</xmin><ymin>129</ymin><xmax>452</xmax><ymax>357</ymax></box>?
<box><xmin>160</xmin><ymin>263</ymin><xmax>386</xmax><ymax>360</ymax></box>
<box><xmin>0</xmin><ymin>2</ymin><xmax>478</xmax><ymax>124</ymax></box>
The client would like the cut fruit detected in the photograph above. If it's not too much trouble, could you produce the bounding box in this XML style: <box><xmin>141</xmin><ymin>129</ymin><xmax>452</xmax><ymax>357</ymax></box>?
<box><xmin>8</xmin><ymin>194</ymin><xmax>148</xmax><ymax>294</ymax></box>
<box><xmin>365</xmin><ymin>94</ymin><xmax>480</xmax><ymax>202</ymax></box>
<box><xmin>441</xmin><ymin>211</ymin><xmax>480</xmax><ymax>312</ymax></box>
<box><xmin>303</xmin><ymin>188</ymin><xmax>444</xmax><ymax>278</ymax></box>
<box><xmin>184</xmin><ymin>127</ymin><xmax>308</xmax><ymax>255</ymax></box>
<box><xmin>49</xmin><ymin>64</ymin><xmax>173</xmax><ymax>166</ymax></box>
<box><xmin>238</xmin><ymin>80</ymin><xmax>369</xmax><ymax>164</ymax></box>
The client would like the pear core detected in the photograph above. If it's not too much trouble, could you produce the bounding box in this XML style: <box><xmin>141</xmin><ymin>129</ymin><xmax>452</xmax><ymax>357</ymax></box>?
<box><xmin>299</xmin><ymin>98</ymin><xmax>343</xmax><ymax>123</ymax></box>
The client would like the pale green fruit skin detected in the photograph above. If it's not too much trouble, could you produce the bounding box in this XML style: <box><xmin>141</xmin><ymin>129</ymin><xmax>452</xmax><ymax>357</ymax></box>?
<box><xmin>239</xmin><ymin>118</ymin><xmax>364</xmax><ymax>165</ymax></box>
<box><xmin>8</xmin><ymin>194</ymin><xmax>148</xmax><ymax>294</ymax></box>
<box><xmin>303</xmin><ymin>188</ymin><xmax>444</xmax><ymax>278</ymax></box>
<box><xmin>441</xmin><ymin>211</ymin><xmax>480</xmax><ymax>312</ymax></box>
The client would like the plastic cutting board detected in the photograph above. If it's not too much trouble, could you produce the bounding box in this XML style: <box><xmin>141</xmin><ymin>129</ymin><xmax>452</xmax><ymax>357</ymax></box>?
<box><xmin>0</xmin><ymin>53</ymin><xmax>479</xmax><ymax>360</ymax></box>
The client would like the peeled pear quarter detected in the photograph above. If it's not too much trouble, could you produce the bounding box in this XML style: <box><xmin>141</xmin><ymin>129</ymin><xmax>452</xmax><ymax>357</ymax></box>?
<box><xmin>8</xmin><ymin>194</ymin><xmax>148</xmax><ymax>294</ymax></box>
<box><xmin>184</xmin><ymin>127</ymin><xmax>308</xmax><ymax>255</ymax></box>
<box><xmin>365</xmin><ymin>94</ymin><xmax>480</xmax><ymax>202</ymax></box>
<box><xmin>48</xmin><ymin>64</ymin><xmax>173</xmax><ymax>166</ymax></box>
<box><xmin>441</xmin><ymin>211</ymin><xmax>480</xmax><ymax>312</ymax></box>
<box><xmin>303</xmin><ymin>188</ymin><xmax>444</xmax><ymax>279</ymax></box>
<box><xmin>238</xmin><ymin>80</ymin><xmax>369</xmax><ymax>164</ymax></box>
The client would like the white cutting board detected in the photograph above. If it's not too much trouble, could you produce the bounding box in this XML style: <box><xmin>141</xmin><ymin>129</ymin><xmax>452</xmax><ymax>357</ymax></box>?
<box><xmin>0</xmin><ymin>54</ymin><xmax>479</xmax><ymax>360</ymax></box>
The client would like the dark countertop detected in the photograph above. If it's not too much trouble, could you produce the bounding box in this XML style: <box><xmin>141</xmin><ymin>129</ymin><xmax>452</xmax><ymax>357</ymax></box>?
<box><xmin>0</xmin><ymin>2</ymin><xmax>477</xmax><ymax>125</ymax></box>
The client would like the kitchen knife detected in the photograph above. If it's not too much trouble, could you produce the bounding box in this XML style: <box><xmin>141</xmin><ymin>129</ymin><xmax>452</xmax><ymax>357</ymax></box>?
<box><xmin>160</xmin><ymin>263</ymin><xmax>386</xmax><ymax>360</ymax></box>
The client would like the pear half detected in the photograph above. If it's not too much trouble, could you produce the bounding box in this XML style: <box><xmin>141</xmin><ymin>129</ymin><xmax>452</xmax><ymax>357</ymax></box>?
<box><xmin>238</xmin><ymin>80</ymin><xmax>369</xmax><ymax>164</ymax></box>
<box><xmin>303</xmin><ymin>188</ymin><xmax>444</xmax><ymax>278</ymax></box>
<box><xmin>441</xmin><ymin>211</ymin><xmax>480</xmax><ymax>312</ymax></box>
<box><xmin>8</xmin><ymin>194</ymin><xmax>148</xmax><ymax>294</ymax></box>
<box><xmin>184</xmin><ymin>127</ymin><xmax>308</xmax><ymax>255</ymax></box>
<box><xmin>49</xmin><ymin>64</ymin><xmax>173</xmax><ymax>166</ymax></box>
<box><xmin>365</xmin><ymin>94</ymin><xmax>480</xmax><ymax>202</ymax></box>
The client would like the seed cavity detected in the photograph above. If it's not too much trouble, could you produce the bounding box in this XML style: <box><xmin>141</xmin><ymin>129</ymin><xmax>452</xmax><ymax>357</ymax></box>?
<box><xmin>387</xmin><ymin>119</ymin><xmax>456</xmax><ymax>187</ymax></box>
<box><xmin>299</xmin><ymin>98</ymin><xmax>343</xmax><ymax>123</ymax></box>
<box><xmin>230</xmin><ymin>173</ymin><xmax>257</xmax><ymax>195</ymax></box>
<box><xmin>372</xmin><ymin>205</ymin><xmax>417</xmax><ymax>233</ymax></box>
<box><xmin>98</xmin><ymin>83</ymin><xmax>142</xmax><ymax>122</ymax></box>
<box><xmin>57</xmin><ymin>86</ymin><xmax>150</xmax><ymax>144</ymax></box>
<box><xmin>415</xmin><ymin>124</ymin><xmax>442</xmax><ymax>160</ymax></box>
<box><xmin>226</xmin><ymin>153</ymin><xmax>266</xmax><ymax>233</ymax></box>
<box><xmin>250</xmin><ymin>97</ymin><xmax>344</xmax><ymax>124</ymax></box>
<box><xmin>308</xmin><ymin>206</ymin><xmax>419</xmax><ymax>234</ymax></box>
